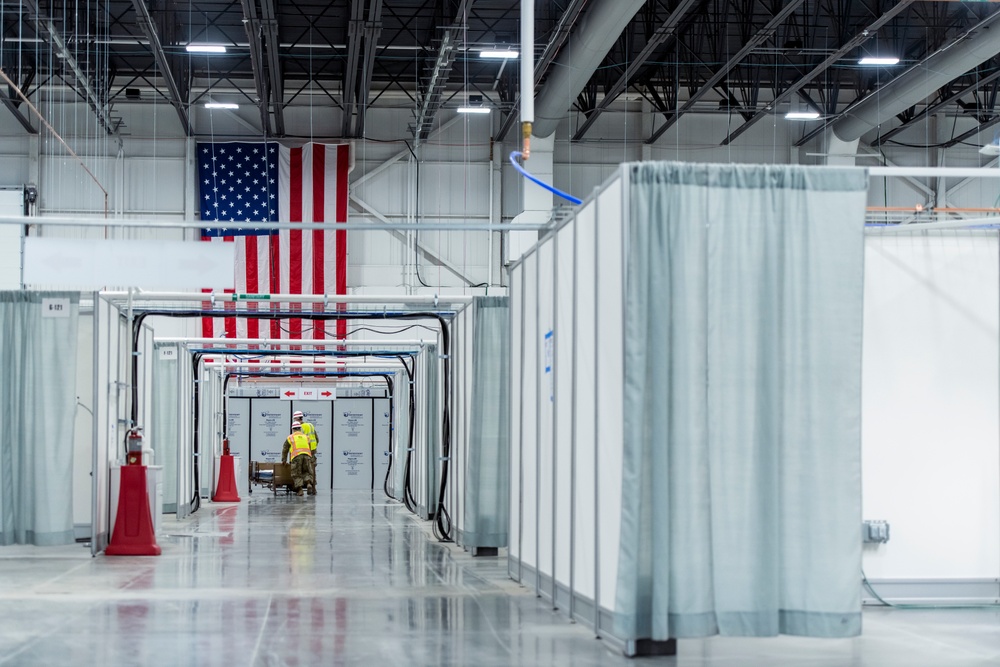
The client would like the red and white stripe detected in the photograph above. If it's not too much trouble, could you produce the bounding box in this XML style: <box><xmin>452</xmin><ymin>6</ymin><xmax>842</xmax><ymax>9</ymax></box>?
<box><xmin>202</xmin><ymin>142</ymin><xmax>349</xmax><ymax>344</ymax></box>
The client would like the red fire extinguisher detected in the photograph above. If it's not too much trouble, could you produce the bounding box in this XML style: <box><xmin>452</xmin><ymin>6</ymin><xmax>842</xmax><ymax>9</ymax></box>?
<box><xmin>127</xmin><ymin>427</ymin><xmax>144</xmax><ymax>465</ymax></box>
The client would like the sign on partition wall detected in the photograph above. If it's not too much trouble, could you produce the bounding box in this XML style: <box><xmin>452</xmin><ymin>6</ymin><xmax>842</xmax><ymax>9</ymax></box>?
<box><xmin>292</xmin><ymin>400</ymin><xmax>333</xmax><ymax>490</ymax></box>
<box><xmin>251</xmin><ymin>399</ymin><xmax>288</xmax><ymax>463</ymax></box>
<box><xmin>227</xmin><ymin>388</ymin><xmax>390</xmax><ymax>491</ymax></box>
<box><xmin>228</xmin><ymin>397</ymin><xmax>251</xmax><ymax>497</ymax></box>
<box><xmin>374</xmin><ymin>398</ymin><xmax>391</xmax><ymax>490</ymax></box>
<box><xmin>333</xmin><ymin>399</ymin><xmax>374</xmax><ymax>489</ymax></box>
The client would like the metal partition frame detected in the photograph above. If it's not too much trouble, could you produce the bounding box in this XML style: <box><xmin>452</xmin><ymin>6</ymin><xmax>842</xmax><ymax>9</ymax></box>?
<box><xmin>507</xmin><ymin>167</ymin><xmax>629</xmax><ymax>644</ymax></box>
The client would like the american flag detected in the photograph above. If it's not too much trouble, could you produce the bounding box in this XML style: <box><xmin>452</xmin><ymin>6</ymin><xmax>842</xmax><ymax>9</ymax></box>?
<box><xmin>198</xmin><ymin>141</ymin><xmax>350</xmax><ymax>342</ymax></box>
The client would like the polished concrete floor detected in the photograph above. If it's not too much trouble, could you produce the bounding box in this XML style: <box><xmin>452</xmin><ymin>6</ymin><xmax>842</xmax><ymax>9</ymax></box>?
<box><xmin>1</xmin><ymin>491</ymin><xmax>999</xmax><ymax>666</ymax></box>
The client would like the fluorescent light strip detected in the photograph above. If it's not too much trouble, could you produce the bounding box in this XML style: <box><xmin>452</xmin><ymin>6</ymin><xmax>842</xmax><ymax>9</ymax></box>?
<box><xmin>205</xmin><ymin>103</ymin><xmax>239</xmax><ymax>110</ymax></box>
<box><xmin>457</xmin><ymin>107</ymin><xmax>491</xmax><ymax>114</ymax></box>
<box><xmin>785</xmin><ymin>111</ymin><xmax>820</xmax><ymax>120</ymax></box>
<box><xmin>186</xmin><ymin>44</ymin><xmax>227</xmax><ymax>54</ymax></box>
<box><xmin>479</xmin><ymin>49</ymin><xmax>518</xmax><ymax>59</ymax></box>
<box><xmin>858</xmin><ymin>57</ymin><xmax>899</xmax><ymax>66</ymax></box>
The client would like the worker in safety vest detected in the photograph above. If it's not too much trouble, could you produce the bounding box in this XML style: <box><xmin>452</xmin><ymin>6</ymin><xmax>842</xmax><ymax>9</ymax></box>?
<box><xmin>293</xmin><ymin>410</ymin><xmax>319</xmax><ymax>492</ymax></box>
<box><xmin>281</xmin><ymin>422</ymin><xmax>314</xmax><ymax>496</ymax></box>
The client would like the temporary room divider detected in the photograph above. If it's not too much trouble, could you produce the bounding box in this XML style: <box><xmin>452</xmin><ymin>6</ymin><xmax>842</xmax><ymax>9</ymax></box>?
<box><xmin>0</xmin><ymin>291</ymin><xmax>79</xmax><ymax>545</ymax></box>
<box><xmin>452</xmin><ymin>296</ymin><xmax>510</xmax><ymax>554</ymax></box>
<box><xmin>509</xmin><ymin>162</ymin><xmax>869</xmax><ymax>655</ymax></box>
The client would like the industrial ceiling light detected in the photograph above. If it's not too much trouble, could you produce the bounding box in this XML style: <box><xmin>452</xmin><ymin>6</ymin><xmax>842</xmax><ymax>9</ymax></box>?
<box><xmin>458</xmin><ymin>94</ymin><xmax>490</xmax><ymax>114</ymax></box>
<box><xmin>205</xmin><ymin>102</ymin><xmax>239</xmax><ymax>109</ymax></box>
<box><xmin>186</xmin><ymin>44</ymin><xmax>227</xmax><ymax>54</ymax></box>
<box><xmin>785</xmin><ymin>99</ymin><xmax>819</xmax><ymax>120</ymax></box>
<box><xmin>479</xmin><ymin>48</ymin><xmax>518</xmax><ymax>59</ymax></box>
<box><xmin>785</xmin><ymin>110</ymin><xmax>820</xmax><ymax>120</ymax></box>
<box><xmin>858</xmin><ymin>57</ymin><xmax>899</xmax><ymax>66</ymax></box>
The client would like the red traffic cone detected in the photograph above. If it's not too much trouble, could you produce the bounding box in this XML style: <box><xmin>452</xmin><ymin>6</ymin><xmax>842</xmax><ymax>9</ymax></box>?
<box><xmin>106</xmin><ymin>463</ymin><xmax>161</xmax><ymax>556</ymax></box>
<box><xmin>213</xmin><ymin>454</ymin><xmax>241</xmax><ymax>503</ymax></box>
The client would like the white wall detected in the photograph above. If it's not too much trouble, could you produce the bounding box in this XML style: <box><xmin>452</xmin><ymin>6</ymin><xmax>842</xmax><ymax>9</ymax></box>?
<box><xmin>862</xmin><ymin>232</ymin><xmax>1000</xmax><ymax>584</ymax></box>
<box><xmin>0</xmin><ymin>188</ymin><xmax>24</xmax><ymax>288</ymax></box>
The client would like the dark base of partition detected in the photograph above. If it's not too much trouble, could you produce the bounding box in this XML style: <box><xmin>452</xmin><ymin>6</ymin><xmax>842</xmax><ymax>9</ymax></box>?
<box><xmin>471</xmin><ymin>546</ymin><xmax>498</xmax><ymax>557</ymax></box>
<box><xmin>508</xmin><ymin>556</ymin><xmax>626</xmax><ymax>653</ymax></box>
<box><xmin>626</xmin><ymin>638</ymin><xmax>677</xmax><ymax>658</ymax></box>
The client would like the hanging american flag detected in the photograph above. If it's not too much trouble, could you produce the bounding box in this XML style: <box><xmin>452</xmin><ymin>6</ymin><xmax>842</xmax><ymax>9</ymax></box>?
<box><xmin>198</xmin><ymin>141</ymin><xmax>350</xmax><ymax>342</ymax></box>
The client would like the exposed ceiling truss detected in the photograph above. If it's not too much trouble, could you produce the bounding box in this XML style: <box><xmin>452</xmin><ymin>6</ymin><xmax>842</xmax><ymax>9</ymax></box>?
<box><xmin>0</xmin><ymin>0</ymin><xmax>999</xmax><ymax>151</ymax></box>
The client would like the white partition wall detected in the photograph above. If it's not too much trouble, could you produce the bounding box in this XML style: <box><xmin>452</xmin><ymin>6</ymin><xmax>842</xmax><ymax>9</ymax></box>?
<box><xmin>152</xmin><ymin>342</ymin><xmax>183</xmax><ymax>511</ymax></box>
<box><xmin>0</xmin><ymin>188</ymin><xmax>24</xmax><ymax>289</ymax></box>
<box><xmin>508</xmin><ymin>171</ymin><xmax>627</xmax><ymax>635</ymax></box>
<box><xmin>452</xmin><ymin>297</ymin><xmax>510</xmax><ymax>553</ymax></box>
<box><xmin>293</xmin><ymin>400</ymin><xmax>334</xmax><ymax>489</ymax></box>
<box><xmin>510</xmin><ymin>163</ymin><xmax>875</xmax><ymax>650</ymax></box>
<box><xmin>226</xmin><ymin>396</ymin><xmax>251</xmax><ymax>498</ymax></box>
<box><xmin>862</xmin><ymin>232</ymin><xmax>1000</xmax><ymax>601</ymax></box>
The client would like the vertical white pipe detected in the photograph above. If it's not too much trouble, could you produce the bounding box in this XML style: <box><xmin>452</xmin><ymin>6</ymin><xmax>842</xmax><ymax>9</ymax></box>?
<box><xmin>520</xmin><ymin>0</ymin><xmax>534</xmax><ymax>157</ymax></box>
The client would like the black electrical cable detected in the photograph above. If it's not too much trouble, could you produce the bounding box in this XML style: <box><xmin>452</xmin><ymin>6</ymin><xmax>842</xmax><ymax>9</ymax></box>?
<box><xmin>190</xmin><ymin>352</ymin><xmax>203</xmax><ymax>513</ymax></box>
<box><xmin>347</xmin><ymin>323</ymin><xmax>439</xmax><ymax>337</ymax></box>
<box><xmin>383</xmin><ymin>354</ymin><xmax>416</xmax><ymax>506</ymax></box>
<box><xmin>132</xmin><ymin>308</ymin><xmax>456</xmax><ymax>541</ymax></box>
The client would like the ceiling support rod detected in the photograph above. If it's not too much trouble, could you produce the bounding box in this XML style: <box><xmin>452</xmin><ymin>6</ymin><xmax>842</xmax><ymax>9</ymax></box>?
<box><xmin>644</xmin><ymin>0</ymin><xmax>804</xmax><ymax>145</ymax></box>
<box><xmin>572</xmin><ymin>0</ymin><xmax>700</xmax><ymax>141</ymax></box>
<box><xmin>23</xmin><ymin>0</ymin><xmax>123</xmax><ymax>147</ymax></box>
<box><xmin>132</xmin><ymin>0</ymin><xmax>191</xmax><ymax>136</ymax></box>
<box><xmin>411</xmin><ymin>0</ymin><xmax>474</xmax><ymax>144</ymax></box>
<box><xmin>720</xmin><ymin>0</ymin><xmax>915</xmax><ymax>146</ymax></box>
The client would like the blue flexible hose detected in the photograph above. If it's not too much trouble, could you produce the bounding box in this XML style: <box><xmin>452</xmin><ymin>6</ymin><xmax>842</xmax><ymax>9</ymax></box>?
<box><xmin>509</xmin><ymin>151</ymin><xmax>583</xmax><ymax>205</ymax></box>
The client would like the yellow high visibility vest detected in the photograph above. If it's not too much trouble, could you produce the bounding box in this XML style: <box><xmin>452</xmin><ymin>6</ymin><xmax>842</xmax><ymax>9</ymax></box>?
<box><xmin>300</xmin><ymin>422</ymin><xmax>318</xmax><ymax>451</ymax></box>
<box><xmin>287</xmin><ymin>432</ymin><xmax>311</xmax><ymax>459</ymax></box>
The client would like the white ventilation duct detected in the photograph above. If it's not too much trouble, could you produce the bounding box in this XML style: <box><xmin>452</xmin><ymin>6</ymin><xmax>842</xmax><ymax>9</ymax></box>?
<box><xmin>531</xmin><ymin>0</ymin><xmax>645</xmax><ymax>139</ymax></box>
<box><xmin>832</xmin><ymin>17</ymin><xmax>1000</xmax><ymax>143</ymax></box>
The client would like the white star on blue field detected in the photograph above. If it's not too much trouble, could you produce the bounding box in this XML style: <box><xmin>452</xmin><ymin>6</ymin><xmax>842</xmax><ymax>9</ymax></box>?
<box><xmin>198</xmin><ymin>142</ymin><xmax>280</xmax><ymax>237</ymax></box>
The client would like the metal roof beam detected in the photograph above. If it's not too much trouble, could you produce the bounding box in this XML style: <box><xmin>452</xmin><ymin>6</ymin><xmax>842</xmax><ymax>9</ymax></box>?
<box><xmin>259</xmin><ymin>0</ymin><xmax>285</xmax><ymax>136</ymax></box>
<box><xmin>342</xmin><ymin>0</ymin><xmax>366</xmax><ymax>137</ymax></box>
<box><xmin>645</xmin><ymin>0</ymin><xmax>805</xmax><ymax>145</ymax></box>
<box><xmin>131</xmin><ymin>0</ymin><xmax>191</xmax><ymax>136</ymax></box>
<box><xmin>239</xmin><ymin>0</ymin><xmax>272</xmax><ymax>135</ymax></box>
<box><xmin>720</xmin><ymin>0</ymin><xmax>916</xmax><ymax>146</ymax></box>
<box><xmin>22</xmin><ymin>0</ymin><xmax>123</xmax><ymax>147</ymax></box>
<box><xmin>572</xmin><ymin>0</ymin><xmax>700</xmax><ymax>141</ymax></box>
<box><xmin>411</xmin><ymin>0</ymin><xmax>474</xmax><ymax>144</ymax></box>
<box><xmin>353</xmin><ymin>0</ymin><xmax>384</xmax><ymax>137</ymax></box>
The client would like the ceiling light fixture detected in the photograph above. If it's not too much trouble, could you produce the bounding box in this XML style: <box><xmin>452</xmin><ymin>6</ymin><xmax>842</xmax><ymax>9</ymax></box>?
<box><xmin>186</xmin><ymin>44</ymin><xmax>227</xmax><ymax>54</ymax></box>
<box><xmin>457</xmin><ymin>106</ymin><xmax>491</xmax><ymax>114</ymax></box>
<box><xmin>479</xmin><ymin>49</ymin><xmax>518</xmax><ymax>59</ymax></box>
<box><xmin>785</xmin><ymin>110</ymin><xmax>820</xmax><ymax>120</ymax></box>
<box><xmin>205</xmin><ymin>102</ymin><xmax>239</xmax><ymax>110</ymax></box>
<box><xmin>858</xmin><ymin>57</ymin><xmax>899</xmax><ymax>66</ymax></box>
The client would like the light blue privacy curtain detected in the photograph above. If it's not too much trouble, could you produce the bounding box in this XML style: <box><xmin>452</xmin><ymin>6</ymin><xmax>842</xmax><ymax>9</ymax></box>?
<box><xmin>462</xmin><ymin>296</ymin><xmax>510</xmax><ymax>547</ymax></box>
<box><xmin>0</xmin><ymin>291</ymin><xmax>79</xmax><ymax>545</ymax></box>
<box><xmin>152</xmin><ymin>343</ymin><xmax>179</xmax><ymax>512</ymax></box>
<box><xmin>615</xmin><ymin>162</ymin><xmax>867</xmax><ymax>640</ymax></box>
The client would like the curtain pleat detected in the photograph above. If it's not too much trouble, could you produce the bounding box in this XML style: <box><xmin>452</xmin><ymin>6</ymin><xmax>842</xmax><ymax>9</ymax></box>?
<box><xmin>0</xmin><ymin>291</ymin><xmax>79</xmax><ymax>546</ymax></box>
<box><xmin>464</xmin><ymin>296</ymin><xmax>510</xmax><ymax>547</ymax></box>
<box><xmin>615</xmin><ymin>162</ymin><xmax>867</xmax><ymax>639</ymax></box>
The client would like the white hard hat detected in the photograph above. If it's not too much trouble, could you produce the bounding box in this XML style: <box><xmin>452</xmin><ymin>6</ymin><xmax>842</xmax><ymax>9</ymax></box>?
<box><xmin>291</xmin><ymin>421</ymin><xmax>302</xmax><ymax>429</ymax></box>
<box><xmin>293</xmin><ymin>410</ymin><xmax>304</xmax><ymax>418</ymax></box>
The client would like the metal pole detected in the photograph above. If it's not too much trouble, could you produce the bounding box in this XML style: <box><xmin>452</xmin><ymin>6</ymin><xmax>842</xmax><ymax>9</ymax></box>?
<box><xmin>156</xmin><ymin>337</ymin><xmax>429</xmax><ymax>346</ymax></box>
<box><xmin>534</xmin><ymin>253</ymin><xmax>542</xmax><ymax>597</ymax></box>
<box><xmin>570</xmin><ymin>212</ymin><xmax>579</xmax><ymax>621</ymax></box>
<box><xmin>593</xmin><ymin>187</ymin><xmax>601</xmax><ymax>637</ymax></box>
<box><xmin>551</xmin><ymin>231</ymin><xmax>559</xmax><ymax>608</ymax></box>
<box><xmin>0</xmin><ymin>213</ymin><xmax>550</xmax><ymax>232</ymax></box>
<box><xmin>517</xmin><ymin>264</ymin><xmax>526</xmax><ymax>583</ymax></box>
<box><xmin>90</xmin><ymin>291</ymin><xmax>100</xmax><ymax>557</ymax></box>
<box><xmin>102</xmin><ymin>291</ymin><xmax>474</xmax><ymax>305</ymax></box>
